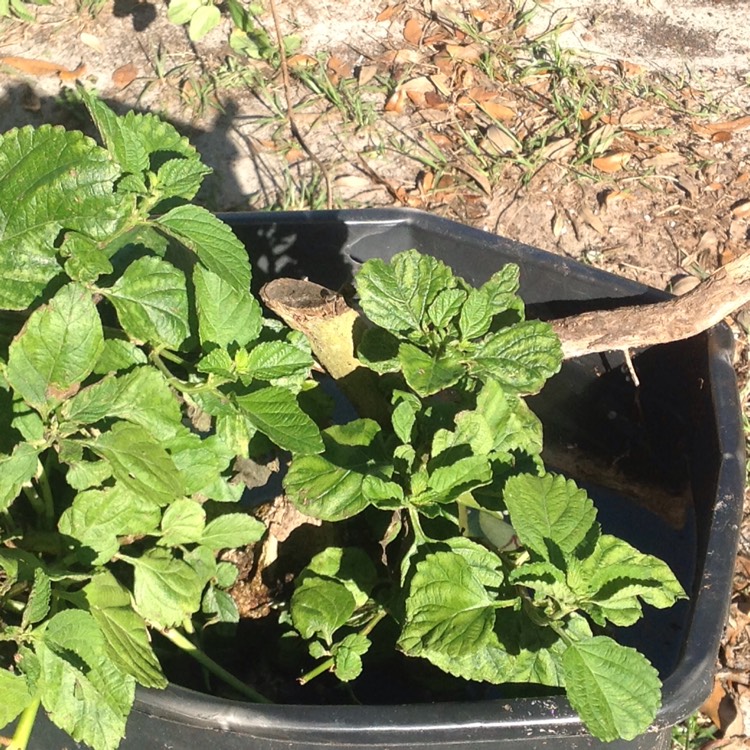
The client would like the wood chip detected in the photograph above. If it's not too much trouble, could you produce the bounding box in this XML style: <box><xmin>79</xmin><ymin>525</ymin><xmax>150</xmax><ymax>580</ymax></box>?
<box><xmin>592</xmin><ymin>152</ymin><xmax>631</xmax><ymax>173</ymax></box>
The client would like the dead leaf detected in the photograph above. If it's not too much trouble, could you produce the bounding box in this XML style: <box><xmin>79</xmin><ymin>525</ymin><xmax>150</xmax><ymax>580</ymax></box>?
<box><xmin>384</xmin><ymin>87</ymin><xmax>408</xmax><ymax>113</ymax></box>
<box><xmin>641</xmin><ymin>151</ymin><xmax>685</xmax><ymax>169</ymax></box>
<box><xmin>592</xmin><ymin>152</ymin><xmax>631</xmax><ymax>173</ymax></box>
<box><xmin>423</xmin><ymin>91</ymin><xmax>446</xmax><ymax>109</ymax></box>
<box><xmin>551</xmin><ymin>210</ymin><xmax>566</xmax><ymax>238</ymax></box>
<box><xmin>418</xmin><ymin>170</ymin><xmax>434</xmax><ymax>194</ymax></box>
<box><xmin>731</xmin><ymin>200</ymin><xmax>750</xmax><ymax>219</ymax></box>
<box><xmin>59</xmin><ymin>63</ymin><xmax>87</xmax><ymax>82</ymax></box>
<box><xmin>429</xmin><ymin>73</ymin><xmax>451</xmax><ymax>97</ymax></box>
<box><xmin>1</xmin><ymin>56</ymin><xmax>86</xmax><ymax>81</ymax></box>
<box><xmin>539</xmin><ymin>137</ymin><xmax>576</xmax><ymax>161</ymax></box>
<box><xmin>80</xmin><ymin>32</ymin><xmax>104</xmax><ymax>53</ymax></box>
<box><xmin>700</xmin><ymin>115</ymin><xmax>750</xmax><ymax>134</ymax></box>
<box><xmin>456</xmin><ymin>161</ymin><xmax>492</xmax><ymax>195</ymax></box>
<box><xmin>403</xmin><ymin>16</ymin><xmax>423</xmax><ymax>45</ymax></box>
<box><xmin>381</xmin><ymin>48</ymin><xmax>422</xmax><ymax>64</ymax></box>
<box><xmin>482</xmin><ymin>125</ymin><xmax>518</xmax><ymax>154</ymax></box>
<box><xmin>737</xmin><ymin>172</ymin><xmax>750</xmax><ymax>185</ymax></box>
<box><xmin>580</xmin><ymin>206</ymin><xmax>606</xmax><ymax>236</ymax></box>
<box><xmin>712</xmin><ymin>131</ymin><xmax>733</xmax><ymax>143</ymax></box>
<box><xmin>702</xmin><ymin>679</ymin><xmax>728</xmax><ymax>728</ymax></box>
<box><xmin>327</xmin><ymin>56</ymin><xmax>352</xmax><ymax>80</ymax></box>
<box><xmin>358</xmin><ymin>64</ymin><xmax>378</xmax><ymax>86</ymax></box>
<box><xmin>376</xmin><ymin>3</ymin><xmax>403</xmax><ymax>22</ymax></box>
<box><xmin>445</xmin><ymin>43</ymin><xmax>482</xmax><ymax>63</ymax></box>
<box><xmin>112</xmin><ymin>63</ymin><xmax>138</xmax><ymax>89</ymax></box>
<box><xmin>619</xmin><ymin>107</ymin><xmax>654</xmax><ymax>126</ymax></box>
<box><xmin>401</xmin><ymin>76</ymin><xmax>434</xmax><ymax>94</ymax></box>
<box><xmin>334</xmin><ymin>174</ymin><xmax>373</xmax><ymax>189</ymax></box>
<box><xmin>480</xmin><ymin>100</ymin><xmax>515</xmax><ymax>121</ymax></box>
<box><xmin>286</xmin><ymin>54</ymin><xmax>317</xmax><ymax>69</ymax></box>
<box><xmin>284</xmin><ymin>148</ymin><xmax>305</xmax><ymax>163</ymax></box>
<box><xmin>618</xmin><ymin>60</ymin><xmax>645</xmax><ymax>77</ymax></box>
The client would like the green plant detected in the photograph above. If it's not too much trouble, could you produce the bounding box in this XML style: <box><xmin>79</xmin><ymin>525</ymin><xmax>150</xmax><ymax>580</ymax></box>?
<box><xmin>0</xmin><ymin>89</ymin><xmax>322</xmax><ymax>749</ymax></box>
<box><xmin>0</xmin><ymin>0</ymin><xmax>48</xmax><ymax>21</ymax></box>
<box><xmin>0</xmin><ymin>93</ymin><xmax>686</xmax><ymax>749</ymax></box>
<box><xmin>167</xmin><ymin>0</ymin><xmax>221</xmax><ymax>41</ymax></box>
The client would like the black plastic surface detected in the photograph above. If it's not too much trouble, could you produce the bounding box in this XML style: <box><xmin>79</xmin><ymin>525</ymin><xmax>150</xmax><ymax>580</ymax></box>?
<box><xmin>19</xmin><ymin>209</ymin><xmax>746</xmax><ymax>749</ymax></box>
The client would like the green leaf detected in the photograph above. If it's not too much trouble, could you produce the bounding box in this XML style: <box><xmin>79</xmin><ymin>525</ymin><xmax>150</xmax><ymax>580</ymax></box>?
<box><xmin>291</xmin><ymin>575</ymin><xmax>357</xmax><ymax>644</ymax></box>
<box><xmin>471</xmin><ymin>320</ymin><xmax>562</xmax><ymax>394</ymax></box>
<box><xmin>399</xmin><ymin>550</ymin><xmax>503</xmax><ymax>659</ymax></box>
<box><xmin>125</xmin><ymin>548</ymin><xmax>205</xmax><ymax>628</ymax></box>
<box><xmin>332</xmin><ymin>633</ymin><xmax>370</xmax><ymax>681</ymax></box>
<box><xmin>240</xmin><ymin>340</ymin><xmax>313</xmax><ymax>381</ymax></box>
<box><xmin>0</xmin><ymin>125</ymin><xmax>123</xmax><ymax>309</ymax></box>
<box><xmin>503</xmin><ymin>473</ymin><xmax>597</xmax><ymax>559</ymax></box>
<box><xmin>66</xmin><ymin>459</ymin><xmax>113</xmax><ymax>490</ymax></box>
<box><xmin>155</xmin><ymin>158</ymin><xmax>212</xmax><ymax>201</ymax></box>
<box><xmin>160</xmin><ymin>498</ymin><xmax>206</xmax><ymax>546</ymax></box>
<box><xmin>427</xmin><ymin>288</ymin><xmax>466</xmax><ymax>329</ymax></box>
<box><xmin>102</xmin><ymin>256</ymin><xmax>189</xmax><ymax>349</ymax></box>
<box><xmin>428</xmin><ymin>455</ymin><xmax>492</xmax><ymax>500</ymax></box>
<box><xmin>87</xmin><ymin>422</ymin><xmax>185</xmax><ymax>506</ymax></box>
<box><xmin>391</xmin><ymin>397</ymin><xmax>418</xmax><ymax>444</ymax></box>
<box><xmin>356</xmin><ymin>327</ymin><xmax>400</xmax><ymax>374</ymax></box>
<box><xmin>0</xmin><ymin>443</ymin><xmax>39</xmax><ymax>512</ymax></box>
<box><xmin>284</xmin><ymin>420</ymin><xmax>384</xmax><ymax>521</ymax></box>
<box><xmin>59</xmin><ymin>484</ymin><xmax>162</xmax><ymax>564</ymax></box>
<box><xmin>235</xmin><ymin>386</ymin><xmax>323</xmax><ymax>455</ymax></box>
<box><xmin>188</xmin><ymin>3</ymin><xmax>221</xmax><ymax>39</ymax></box>
<box><xmin>37</xmin><ymin>639</ymin><xmax>135</xmax><ymax>750</ymax></box>
<box><xmin>85</xmin><ymin>571</ymin><xmax>167</xmax><ymax>689</ymax></box>
<box><xmin>458</xmin><ymin>288</ymin><xmax>492</xmax><ymax>340</ymax></box>
<box><xmin>193</xmin><ymin>265</ymin><xmax>262</xmax><ymax>348</ymax></box>
<box><xmin>356</xmin><ymin>250</ymin><xmax>455</xmax><ymax>338</ymax></box>
<box><xmin>0</xmin><ymin>670</ymin><xmax>33</xmax><ymax>728</ymax></box>
<box><xmin>398</xmin><ymin>343</ymin><xmax>464</xmax><ymax>397</ymax></box>
<box><xmin>21</xmin><ymin>567</ymin><xmax>51</xmax><ymax>629</ymax></box>
<box><xmin>61</xmin><ymin>232</ymin><xmax>114</xmax><ymax>284</ymax></box>
<box><xmin>200</xmin><ymin>513</ymin><xmax>265</xmax><ymax>550</ymax></box>
<box><xmin>480</xmin><ymin>265</ymin><xmax>523</xmax><ymax>317</ymax></box>
<box><xmin>7</xmin><ymin>283</ymin><xmax>104</xmax><ymax>413</ymax></box>
<box><xmin>202</xmin><ymin>586</ymin><xmax>239</xmax><ymax>623</ymax></box>
<box><xmin>562</xmin><ymin>636</ymin><xmax>661</xmax><ymax>742</ymax></box>
<box><xmin>63</xmin><ymin>366</ymin><xmax>182</xmax><ymax>440</ymax></box>
<box><xmin>303</xmin><ymin>547</ymin><xmax>377</xmax><ymax>608</ymax></box>
<box><xmin>93</xmin><ymin>338</ymin><xmax>147</xmax><ymax>375</ymax></box>
<box><xmin>156</xmin><ymin>205</ymin><xmax>251</xmax><ymax>292</ymax></box>
<box><xmin>167</xmin><ymin>0</ymin><xmax>201</xmax><ymax>25</ymax></box>
<box><xmin>167</xmin><ymin>432</ymin><xmax>233</xmax><ymax>496</ymax></box>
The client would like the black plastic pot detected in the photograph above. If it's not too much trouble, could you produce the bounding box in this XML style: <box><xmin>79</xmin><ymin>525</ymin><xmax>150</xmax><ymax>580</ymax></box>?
<box><xmin>22</xmin><ymin>209</ymin><xmax>745</xmax><ymax>749</ymax></box>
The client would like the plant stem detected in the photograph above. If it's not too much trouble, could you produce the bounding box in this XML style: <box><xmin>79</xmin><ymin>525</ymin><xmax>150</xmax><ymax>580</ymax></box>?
<box><xmin>298</xmin><ymin>608</ymin><xmax>388</xmax><ymax>686</ymax></box>
<box><xmin>8</xmin><ymin>696</ymin><xmax>40</xmax><ymax>750</ymax></box>
<box><xmin>159</xmin><ymin>627</ymin><xmax>272</xmax><ymax>704</ymax></box>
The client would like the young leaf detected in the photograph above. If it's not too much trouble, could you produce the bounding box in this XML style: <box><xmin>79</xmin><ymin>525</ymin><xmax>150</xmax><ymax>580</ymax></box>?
<box><xmin>302</xmin><ymin>547</ymin><xmax>378</xmax><ymax>608</ymax></box>
<box><xmin>458</xmin><ymin>288</ymin><xmax>492</xmax><ymax>340</ymax></box>
<box><xmin>503</xmin><ymin>473</ymin><xmax>597</xmax><ymax>559</ymax></box>
<box><xmin>332</xmin><ymin>633</ymin><xmax>370</xmax><ymax>681</ymax></box>
<box><xmin>356</xmin><ymin>250</ymin><xmax>455</xmax><ymax>338</ymax></box>
<box><xmin>124</xmin><ymin>548</ymin><xmax>205</xmax><ymax>628</ymax></box>
<box><xmin>92</xmin><ymin>338</ymin><xmax>147</xmax><ymax>375</ymax></box>
<box><xmin>470</xmin><ymin>320</ymin><xmax>562</xmax><ymax>394</ymax></box>
<box><xmin>200</xmin><ymin>513</ymin><xmax>265</xmax><ymax>550</ymax></box>
<box><xmin>0</xmin><ymin>125</ymin><xmax>122</xmax><ymax>309</ymax></box>
<box><xmin>167</xmin><ymin>432</ymin><xmax>233</xmax><ymax>495</ymax></box>
<box><xmin>61</xmin><ymin>233</ymin><xmax>114</xmax><ymax>284</ymax></box>
<box><xmin>159</xmin><ymin>498</ymin><xmax>206</xmax><ymax>546</ymax></box>
<box><xmin>193</xmin><ymin>265</ymin><xmax>262</xmax><ymax>348</ymax></box>
<box><xmin>480</xmin><ymin>264</ymin><xmax>523</xmax><ymax>317</ymax></box>
<box><xmin>7</xmin><ymin>283</ymin><xmax>104</xmax><ymax>413</ymax></box>
<box><xmin>155</xmin><ymin>158</ymin><xmax>212</xmax><ymax>201</ymax></box>
<box><xmin>102</xmin><ymin>256</ymin><xmax>189</xmax><ymax>349</ymax></box>
<box><xmin>86</xmin><ymin>422</ymin><xmax>185</xmax><ymax>506</ymax></box>
<box><xmin>188</xmin><ymin>2</ymin><xmax>221</xmax><ymax>40</ymax></box>
<box><xmin>291</xmin><ymin>575</ymin><xmax>357</xmax><ymax>644</ymax></box>
<box><xmin>398</xmin><ymin>343</ymin><xmax>464</xmax><ymax>397</ymax></box>
<box><xmin>21</xmin><ymin>567</ymin><xmax>51</xmax><ymax>629</ymax></box>
<box><xmin>202</xmin><ymin>586</ymin><xmax>240</xmax><ymax>623</ymax></box>
<box><xmin>427</xmin><ymin>288</ymin><xmax>466</xmax><ymax>329</ymax></box>
<box><xmin>156</xmin><ymin>205</ymin><xmax>251</xmax><ymax>292</ymax></box>
<box><xmin>0</xmin><ymin>670</ymin><xmax>33</xmax><ymax>729</ymax></box>
<box><xmin>399</xmin><ymin>550</ymin><xmax>504</xmax><ymax>659</ymax></box>
<box><xmin>0</xmin><ymin>443</ymin><xmax>40</xmax><ymax>512</ymax></box>
<box><xmin>562</xmin><ymin>636</ymin><xmax>661</xmax><ymax>742</ymax></box>
<box><xmin>239</xmin><ymin>340</ymin><xmax>313</xmax><ymax>382</ymax></box>
<box><xmin>85</xmin><ymin>572</ymin><xmax>167</xmax><ymax>689</ymax></box>
<box><xmin>234</xmin><ymin>386</ymin><xmax>323</xmax><ymax>455</ymax></box>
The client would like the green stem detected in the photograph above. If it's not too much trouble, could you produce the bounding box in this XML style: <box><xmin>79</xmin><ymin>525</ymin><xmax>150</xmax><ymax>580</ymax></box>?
<box><xmin>8</xmin><ymin>696</ymin><xmax>41</xmax><ymax>750</ymax></box>
<box><xmin>298</xmin><ymin>608</ymin><xmax>388</xmax><ymax>686</ymax></box>
<box><xmin>21</xmin><ymin>487</ymin><xmax>45</xmax><ymax>521</ymax></box>
<box><xmin>36</xmin><ymin>457</ymin><xmax>55</xmax><ymax>528</ymax></box>
<box><xmin>149</xmin><ymin>351</ymin><xmax>216</xmax><ymax>395</ymax></box>
<box><xmin>160</xmin><ymin>627</ymin><xmax>272</xmax><ymax>704</ymax></box>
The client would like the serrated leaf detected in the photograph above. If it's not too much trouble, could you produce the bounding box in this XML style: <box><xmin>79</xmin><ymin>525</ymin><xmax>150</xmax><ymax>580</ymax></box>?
<box><xmin>155</xmin><ymin>158</ymin><xmax>212</xmax><ymax>201</ymax></box>
<box><xmin>480</xmin><ymin>265</ymin><xmax>522</xmax><ymax>317</ymax></box>
<box><xmin>102</xmin><ymin>256</ymin><xmax>189</xmax><ymax>349</ymax></box>
<box><xmin>357</xmin><ymin>250</ymin><xmax>456</xmax><ymax>339</ymax></box>
<box><xmin>291</xmin><ymin>575</ymin><xmax>357</xmax><ymax>644</ymax></box>
<box><xmin>0</xmin><ymin>442</ymin><xmax>40</xmax><ymax>512</ymax></box>
<box><xmin>87</xmin><ymin>422</ymin><xmax>184</xmax><ymax>506</ymax></box>
<box><xmin>215</xmin><ymin>561</ymin><xmax>239</xmax><ymax>589</ymax></box>
<box><xmin>7</xmin><ymin>283</ymin><xmax>104</xmax><ymax>413</ymax></box>
<box><xmin>159</xmin><ymin>498</ymin><xmax>206</xmax><ymax>546</ymax></box>
<box><xmin>66</xmin><ymin>459</ymin><xmax>113</xmax><ymax>491</ymax></box>
<box><xmin>427</xmin><ymin>288</ymin><xmax>466</xmax><ymax>329</ymax></box>
<box><xmin>235</xmin><ymin>386</ymin><xmax>323</xmax><ymax>455</ymax></box>
<box><xmin>0</xmin><ymin>670</ymin><xmax>33</xmax><ymax>728</ymax></box>
<box><xmin>125</xmin><ymin>548</ymin><xmax>204</xmax><ymax>628</ymax></box>
<box><xmin>167</xmin><ymin>432</ymin><xmax>233</xmax><ymax>495</ymax></box>
<box><xmin>63</xmin><ymin>366</ymin><xmax>182</xmax><ymax>440</ymax></box>
<box><xmin>202</xmin><ymin>586</ymin><xmax>239</xmax><ymax>623</ymax></box>
<box><xmin>37</xmin><ymin>639</ymin><xmax>135</xmax><ymax>750</ymax></box>
<box><xmin>193</xmin><ymin>265</ymin><xmax>262</xmax><ymax>348</ymax></box>
<box><xmin>284</xmin><ymin>420</ymin><xmax>384</xmax><ymax>521</ymax></box>
<box><xmin>471</xmin><ymin>320</ymin><xmax>562</xmax><ymax>394</ymax></box>
<box><xmin>0</xmin><ymin>125</ymin><xmax>124</xmax><ymax>309</ymax></box>
<box><xmin>356</xmin><ymin>326</ymin><xmax>401</xmax><ymax>374</ymax></box>
<box><xmin>562</xmin><ymin>636</ymin><xmax>661</xmax><ymax>742</ymax></box>
<box><xmin>399</xmin><ymin>550</ymin><xmax>502</xmax><ymax>659</ymax></box>
<box><xmin>59</xmin><ymin>484</ymin><xmax>162</xmax><ymax>564</ymax></box>
<box><xmin>391</xmin><ymin>398</ymin><xmax>417</xmax><ymax>444</ymax></box>
<box><xmin>156</xmin><ymin>205</ymin><xmax>251</xmax><ymax>292</ymax></box>
<box><xmin>200</xmin><ymin>513</ymin><xmax>265</xmax><ymax>550</ymax></box>
<box><xmin>119</xmin><ymin>109</ymin><xmax>198</xmax><ymax>166</ymax></box>
<box><xmin>459</xmin><ymin>288</ymin><xmax>492</xmax><ymax>340</ymax></box>
<box><xmin>399</xmin><ymin>343</ymin><xmax>464</xmax><ymax>397</ymax></box>
<box><xmin>93</xmin><ymin>338</ymin><xmax>147</xmax><ymax>375</ymax></box>
<box><xmin>189</xmin><ymin>3</ymin><xmax>221</xmax><ymax>39</ymax></box>
<box><xmin>85</xmin><ymin>572</ymin><xmax>167</xmax><ymax>689</ymax></box>
<box><xmin>428</xmin><ymin>455</ymin><xmax>492</xmax><ymax>499</ymax></box>
<box><xmin>332</xmin><ymin>633</ymin><xmax>370</xmax><ymax>681</ymax></box>
<box><xmin>504</xmin><ymin>474</ymin><xmax>597</xmax><ymax>559</ymax></box>
<box><xmin>240</xmin><ymin>340</ymin><xmax>313</xmax><ymax>381</ymax></box>
<box><xmin>61</xmin><ymin>232</ymin><xmax>114</xmax><ymax>284</ymax></box>
<box><xmin>303</xmin><ymin>547</ymin><xmax>377</xmax><ymax>608</ymax></box>
<box><xmin>21</xmin><ymin>567</ymin><xmax>51</xmax><ymax>629</ymax></box>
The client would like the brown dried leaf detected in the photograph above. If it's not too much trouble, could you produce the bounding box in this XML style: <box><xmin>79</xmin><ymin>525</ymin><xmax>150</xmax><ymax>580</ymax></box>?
<box><xmin>385</xmin><ymin>87</ymin><xmax>408</xmax><ymax>113</ymax></box>
<box><xmin>618</xmin><ymin>60</ymin><xmax>645</xmax><ymax>77</ymax></box>
<box><xmin>423</xmin><ymin>91</ymin><xmax>446</xmax><ymax>109</ymax></box>
<box><xmin>327</xmin><ymin>56</ymin><xmax>352</xmax><ymax>80</ymax></box>
<box><xmin>376</xmin><ymin>3</ymin><xmax>403</xmax><ymax>22</ymax></box>
<box><xmin>334</xmin><ymin>174</ymin><xmax>374</xmax><ymax>190</ymax></box>
<box><xmin>731</xmin><ymin>200</ymin><xmax>750</xmax><ymax>219</ymax></box>
<box><xmin>445</xmin><ymin>43</ymin><xmax>483</xmax><ymax>63</ymax></box>
<box><xmin>429</xmin><ymin>73</ymin><xmax>451</xmax><ymax>97</ymax></box>
<box><xmin>112</xmin><ymin>63</ymin><xmax>138</xmax><ymax>89</ymax></box>
<box><xmin>641</xmin><ymin>151</ymin><xmax>685</xmax><ymax>169</ymax></box>
<box><xmin>80</xmin><ymin>32</ymin><xmax>104</xmax><ymax>53</ymax></box>
<box><xmin>483</xmin><ymin>125</ymin><xmax>518</xmax><ymax>154</ymax></box>
<box><xmin>382</xmin><ymin>48</ymin><xmax>423</xmax><ymax>64</ymax></box>
<box><xmin>287</xmin><ymin>54</ymin><xmax>317</xmax><ymax>69</ymax></box>
<box><xmin>712</xmin><ymin>131</ymin><xmax>733</xmax><ymax>143</ymax></box>
<box><xmin>551</xmin><ymin>210</ymin><xmax>566</xmax><ymax>238</ymax></box>
<box><xmin>702</xmin><ymin>679</ymin><xmax>728</xmax><ymax>729</ymax></box>
<box><xmin>592</xmin><ymin>152</ymin><xmax>631</xmax><ymax>173</ymax></box>
<box><xmin>284</xmin><ymin>148</ymin><xmax>305</xmax><ymax>163</ymax></box>
<box><xmin>404</xmin><ymin>16</ymin><xmax>423</xmax><ymax>45</ymax></box>
<box><xmin>701</xmin><ymin>115</ymin><xmax>750</xmax><ymax>134</ymax></box>
<box><xmin>1</xmin><ymin>56</ymin><xmax>86</xmax><ymax>81</ymax></box>
<box><xmin>619</xmin><ymin>107</ymin><xmax>655</xmax><ymax>125</ymax></box>
<box><xmin>480</xmin><ymin>100</ymin><xmax>515</xmax><ymax>121</ymax></box>
<box><xmin>580</xmin><ymin>206</ymin><xmax>606</xmax><ymax>236</ymax></box>
<box><xmin>401</xmin><ymin>76</ymin><xmax>434</xmax><ymax>93</ymax></box>
<box><xmin>358</xmin><ymin>64</ymin><xmax>379</xmax><ymax>86</ymax></box>
<box><xmin>456</xmin><ymin>161</ymin><xmax>492</xmax><ymax>195</ymax></box>
<box><xmin>539</xmin><ymin>137</ymin><xmax>576</xmax><ymax>161</ymax></box>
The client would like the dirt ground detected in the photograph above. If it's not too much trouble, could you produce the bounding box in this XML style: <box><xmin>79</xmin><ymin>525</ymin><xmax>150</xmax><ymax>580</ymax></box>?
<box><xmin>1</xmin><ymin>0</ymin><xmax>749</xmax><ymax>743</ymax></box>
